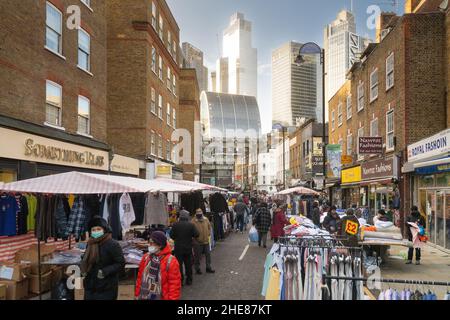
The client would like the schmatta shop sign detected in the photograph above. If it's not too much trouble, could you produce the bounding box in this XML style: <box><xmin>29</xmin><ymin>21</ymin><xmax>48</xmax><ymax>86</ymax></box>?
<box><xmin>359</xmin><ymin>137</ymin><xmax>383</xmax><ymax>154</ymax></box>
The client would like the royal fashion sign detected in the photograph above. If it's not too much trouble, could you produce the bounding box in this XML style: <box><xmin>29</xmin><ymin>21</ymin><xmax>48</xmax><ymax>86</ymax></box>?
<box><xmin>407</xmin><ymin>129</ymin><xmax>450</xmax><ymax>162</ymax></box>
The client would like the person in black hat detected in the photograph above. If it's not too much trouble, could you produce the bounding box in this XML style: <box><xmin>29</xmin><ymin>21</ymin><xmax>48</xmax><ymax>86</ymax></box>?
<box><xmin>81</xmin><ymin>216</ymin><xmax>125</xmax><ymax>300</ymax></box>
<box><xmin>323</xmin><ymin>205</ymin><xmax>340</xmax><ymax>234</ymax></box>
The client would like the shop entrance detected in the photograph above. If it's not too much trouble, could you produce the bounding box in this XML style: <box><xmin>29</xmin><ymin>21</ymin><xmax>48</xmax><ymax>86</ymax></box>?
<box><xmin>368</xmin><ymin>186</ymin><xmax>392</xmax><ymax>223</ymax></box>
<box><xmin>419</xmin><ymin>189</ymin><xmax>449</xmax><ymax>250</ymax></box>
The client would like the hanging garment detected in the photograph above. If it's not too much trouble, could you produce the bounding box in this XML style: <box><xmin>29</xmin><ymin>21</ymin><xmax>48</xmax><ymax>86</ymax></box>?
<box><xmin>144</xmin><ymin>192</ymin><xmax>168</xmax><ymax>226</ymax></box>
<box><xmin>65</xmin><ymin>196</ymin><xmax>87</xmax><ymax>240</ymax></box>
<box><xmin>392</xmin><ymin>289</ymin><xmax>401</xmax><ymax>300</ymax></box>
<box><xmin>55</xmin><ymin>195</ymin><xmax>70</xmax><ymax>239</ymax></box>
<box><xmin>296</xmin><ymin>248</ymin><xmax>304</xmax><ymax>300</ymax></box>
<box><xmin>0</xmin><ymin>194</ymin><xmax>19</xmax><ymax>236</ymax></box>
<box><xmin>444</xmin><ymin>292</ymin><xmax>450</xmax><ymax>300</ymax></box>
<box><xmin>16</xmin><ymin>196</ymin><xmax>29</xmax><ymax>235</ymax></box>
<box><xmin>338</xmin><ymin>256</ymin><xmax>345</xmax><ymax>300</ymax></box>
<box><xmin>261</xmin><ymin>253</ymin><xmax>274</xmax><ymax>296</ymax></box>
<box><xmin>384</xmin><ymin>288</ymin><xmax>392</xmax><ymax>300</ymax></box>
<box><xmin>107</xmin><ymin>194</ymin><xmax>122</xmax><ymax>240</ymax></box>
<box><xmin>353</xmin><ymin>257</ymin><xmax>364</xmax><ymax>300</ymax></box>
<box><xmin>344</xmin><ymin>256</ymin><xmax>353</xmax><ymax>300</ymax></box>
<box><xmin>119</xmin><ymin>193</ymin><xmax>136</xmax><ymax>230</ymax></box>
<box><xmin>25</xmin><ymin>194</ymin><xmax>37</xmax><ymax>231</ymax></box>
<box><xmin>101</xmin><ymin>194</ymin><xmax>110</xmax><ymax>221</ymax></box>
<box><xmin>378</xmin><ymin>291</ymin><xmax>385</xmax><ymax>300</ymax></box>
<box><xmin>68</xmin><ymin>194</ymin><xmax>75</xmax><ymax>209</ymax></box>
<box><xmin>130</xmin><ymin>193</ymin><xmax>146</xmax><ymax>226</ymax></box>
<box><xmin>265</xmin><ymin>267</ymin><xmax>282</xmax><ymax>300</ymax></box>
<box><xmin>330</xmin><ymin>256</ymin><xmax>339</xmax><ymax>300</ymax></box>
<box><xmin>209</xmin><ymin>193</ymin><xmax>229</xmax><ymax>214</ymax></box>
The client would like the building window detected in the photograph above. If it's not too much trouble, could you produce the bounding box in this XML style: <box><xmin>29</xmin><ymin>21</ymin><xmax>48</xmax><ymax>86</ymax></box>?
<box><xmin>159</xmin><ymin>55</ymin><xmax>163</xmax><ymax>80</ymax></box>
<box><xmin>357</xmin><ymin>82</ymin><xmax>365</xmax><ymax>112</ymax></box>
<box><xmin>386</xmin><ymin>53</ymin><xmax>394</xmax><ymax>91</ymax></box>
<box><xmin>338</xmin><ymin>102</ymin><xmax>343</xmax><ymax>126</ymax></box>
<box><xmin>167</xmin><ymin>67</ymin><xmax>171</xmax><ymax>91</ymax></box>
<box><xmin>158</xmin><ymin>136</ymin><xmax>163</xmax><ymax>158</ymax></box>
<box><xmin>159</xmin><ymin>15</ymin><xmax>164</xmax><ymax>40</ymax></box>
<box><xmin>173</xmin><ymin>41</ymin><xmax>177</xmax><ymax>61</ymax></box>
<box><xmin>45</xmin><ymin>81</ymin><xmax>62</xmax><ymax>127</ymax></box>
<box><xmin>151</xmin><ymin>88</ymin><xmax>156</xmax><ymax>114</ymax></box>
<box><xmin>78</xmin><ymin>28</ymin><xmax>90</xmax><ymax>71</ymax></box>
<box><xmin>386</xmin><ymin>110</ymin><xmax>394</xmax><ymax>151</ymax></box>
<box><xmin>158</xmin><ymin>95</ymin><xmax>163</xmax><ymax>119</ymax></box>
<box><xmin>346</xmin><ymin>95</ymin><xmax>352</xmax><ymax>120</ymax></box>
<box><xmin>46</xmin><ymin>2</ymin><xmax>62</xmax><ymax>54</ymax></box>
<box><xmin>166</xmin><ymin>141</ymin><xmax>171</xmax><ymax>160</ymax></box>
<box><xmin>151</xmin><ymin>2</ymin><xmax>157</xmax><ymax>29</ymax></box>
<box><xmin>151</xmin><ymin>46</ymin><xmax>156</xmax><ymax>74</ymax></box>
<box><xmin>77</xmin><ymin>96</ymin><xmax>90</xmax><ymax>135</ymax></box>
<box><xmin>370</xmin><ymin>69</ymin><xmax>379</xmax><ymax>102</ymax></box>
<box><xmin>370</xmin><ymin>118</ymin><xmax>379</xmax><ymax>137</ymax></box>
<box><xmin>338</xmin><ymin>138</ymin><xmax>343</xmax><ymax>149</ymax></box>
<box><xmin>151</xmin><ymin>133</ymin><xmax>156</xmax><ymax>155</ymax></box>
<box><xmin>347</xmin><ymin>133</ymin><xmax>352</xmax><ymax>156</ymax></box>
<box><xmin>331</xmin><ymin>110</ymin><xmax>335</xmax><ymax>131</ymax></box>
<box><xmin>357</xmin><ymin>127</ymin><xmax>364</xmax><ymax>160</ymax></box>
<box><xmin>167</xmin><ymin>103</ymin><xmax>171</xmax><ymax>125</ymax></box>
<box><xmin>172</xmin><ymin>108</ymin><xmax>176</xmax><ymax>128</ymax></box>
<box><xmin>168</xmin><ymin>31</ymin><xmax>172</xmax><ymax>55</ymax></box>
<box><xmin>172</xmin><ymin>76</ymin><xmax>177</xmax><ymax>96</ymax></box>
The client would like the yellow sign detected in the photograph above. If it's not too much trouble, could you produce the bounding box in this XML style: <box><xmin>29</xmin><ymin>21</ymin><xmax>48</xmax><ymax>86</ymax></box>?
<box><xmin>341</xmin><ymin>155</ymin><xmax>353</xmax><ymax>165</ymax></box>
<box><xmin>156</xmin><ymin>165</ymin><xmax>172</xmax><ymax>176</ymax></box>
<box><xmin>341</xmin><ymin>166</ymin><xmax>361</xmax><ymax>184</ymax></box>
<box><xmin>345</xmin><ymin>220</ymin><xmax>359</xmax><ymax>236</ymax></box>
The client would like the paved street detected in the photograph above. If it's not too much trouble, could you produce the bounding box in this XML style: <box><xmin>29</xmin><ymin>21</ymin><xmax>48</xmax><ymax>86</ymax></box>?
<box><xmin>181</xmin><ymin>228</ymin><xmax>270</xmax><ymax>300</ymax></box>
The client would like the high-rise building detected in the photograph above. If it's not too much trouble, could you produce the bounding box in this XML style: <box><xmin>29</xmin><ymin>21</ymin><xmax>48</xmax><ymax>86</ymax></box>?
<box><xmin>182</xmin><ymin>42</ymin><xmax>209</xmax><ymax>93</ymax></box>
<box><xmin>211</xmin><ymin>72</ymin><xmax>217</xmax><ymax>92</ymax></box>
<box><xmin>272</xmin><ymin>41</ymin><xmax>322</xmax><ymax>127</ymax></box>
<box><xmin>216</xmin><ymin>13</ymin><xmax>257</xmax><ymax>97</ymax></box>
<box><xmin>324</xmin><ymin>10</ymin><xmax>370</xmax><ymax>114</ymax></box>
<box><xmin>216</xmin><ymin>58</ymin><xmax>229</xmax><ymax>93</ymax></box>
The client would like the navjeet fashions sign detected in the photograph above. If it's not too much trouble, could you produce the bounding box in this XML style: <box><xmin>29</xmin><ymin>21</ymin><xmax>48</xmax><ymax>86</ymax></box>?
<box><xmin>362</xmin><ymin>157</ymin><xmax>397</xmax><ymax>181</ymax></box>
<box><xmin>408</xmin><ymin>128</ymin><xmax>450</xmax><ymax>162</ymax></box>
<box><xmin>359</xmin><ymin>137</ymin><xmax>383</xmax><ymax>154</ymax></box>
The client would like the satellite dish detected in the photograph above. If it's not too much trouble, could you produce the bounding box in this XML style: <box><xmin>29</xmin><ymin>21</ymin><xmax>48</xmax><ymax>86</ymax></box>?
<box><xmin>440</xmin><ymin>0</ymin><xmax>449</xmax><ymax>11</ymax></box>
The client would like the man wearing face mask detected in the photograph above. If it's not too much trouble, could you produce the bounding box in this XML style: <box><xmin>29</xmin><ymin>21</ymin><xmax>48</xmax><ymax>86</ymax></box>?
<box><xmin>81</xmin><ymin>216</ymin><xmax>125</xmax><ymax>300</ymax></box>
<box><xmin>192</xmin><ymin>209</ymin><xmax>215</xmax><ymax>274</ymax></box>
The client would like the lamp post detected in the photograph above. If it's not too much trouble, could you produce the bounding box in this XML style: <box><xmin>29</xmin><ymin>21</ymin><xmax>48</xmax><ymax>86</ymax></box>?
<box><xmin>273</xmin><ymin>123</ymin><xmax>287</xmax><ymax>190</ymax></box>
<box><xmin>295</xmin><ymin>42</ymin><xmax>326</xmax><ymax>192</ymax></box>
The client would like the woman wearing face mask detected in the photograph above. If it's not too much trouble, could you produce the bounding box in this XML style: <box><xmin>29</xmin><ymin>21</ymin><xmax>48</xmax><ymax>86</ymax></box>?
<box><xmin>81</xmin><ymin>216</ymin><xmax>125</xmax><ymax>300</ymax></box>
<box><xmin>135</xmin><ymin>231</ymin><xmax>181</xmax><ymax>300</ymax></box>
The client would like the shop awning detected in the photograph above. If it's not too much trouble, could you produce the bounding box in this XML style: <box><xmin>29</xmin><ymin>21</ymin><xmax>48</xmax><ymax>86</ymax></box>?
<box><xmin>414</xmin><ymin>157</ymin><xmax>450</xmax><ymax>169</ymax></box>
<box><xmin>155</xmin><ymin>178</ymin><xmax>228</xmax><ymax>193</ymax></box>
<box><xmin>275</xmin><ymin>186</ymin><xmax>320</xmax><ymax>196</ymax></box>
<box><xmin>2</xmin><ymin>171</ymin><xmax>225</xmax><ymax>194</ymax></box>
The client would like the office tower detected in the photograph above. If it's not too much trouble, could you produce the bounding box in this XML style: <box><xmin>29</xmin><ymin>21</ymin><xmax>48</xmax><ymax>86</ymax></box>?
<box><xmin>182</xmin><ymin>42</ymin><xmax>209</xmax><ymax>93</ymax></box>
<box><xmin>272</xmin><ymin>41</ymin><xmax>321</xmax><ymax>126</ymax></box>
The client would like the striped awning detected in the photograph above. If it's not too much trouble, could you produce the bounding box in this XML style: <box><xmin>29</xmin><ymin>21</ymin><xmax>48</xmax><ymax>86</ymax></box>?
<box><xmin>2</xmin><ymin>171</ymin><xmax>224</xmax><ymax>194</ymax></box>
<box><xmin>275</xmin><ymin>186</ymin><xmax>321</xmax><ymax>196</ymax></box>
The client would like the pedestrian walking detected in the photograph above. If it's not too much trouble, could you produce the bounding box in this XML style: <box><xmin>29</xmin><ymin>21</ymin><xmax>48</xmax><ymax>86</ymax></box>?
<box><xmin>270</xmin><ymin>207</ymin><xmax>289</xmax><ymax>243</ymax></box>
<box><xmin>254</xmin><ymin>202</ymin><xmax>272</xmax><ymax>248</ymax></box>
<box><xmin>233</xmin><ymin>197</ymin><xmax>248</xmax><ymax>233</ymax></box>
<box><xmin>406</xmin><ymin>206</ymin><xmax>426</xmax><ymax>265</ymax></box>
<box><xmin>135</xmin><ymin>231</ymin><xmax>181</xmax><ymax>300</ymax></box>
<box><xmin>81</xmin><ymin>216</ymin><xmax>125</xmax><ymax>300</ymax></box>
<box><xmin>192</xmin><ymin>209</ymin><xmax>215</xmax><ymax>274</ymax></box>
<box><xmin>169</xmin><ymin>210</ymin><xmax>199</xmax><ymax>286</ymax></box>
<box><xmin>312</xmin><ymin>201</ymin><xmax>321</xmax><ymax>228</ymax></box>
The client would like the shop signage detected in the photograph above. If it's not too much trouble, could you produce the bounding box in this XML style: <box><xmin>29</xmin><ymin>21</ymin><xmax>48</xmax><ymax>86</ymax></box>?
<box><xmin>312</xmin><ymin>156</ymin><xmax>324</xmax><ymax>174</ymax></box>
<box><xmin>415</xmin><ymin>161</ymin><xmax>450</xmax><ymax>175</ymax></box>
<box><xmin>341</xmin><ymin>166</ymin><xmax>361</xmax><ymax>184</ymax></box>
<box><xmin>313</xmin><ymin>137</ymin><xmax>323</xmax><ymax>156</ymax></box>
<box><xmin>359</xmin><ymin>137</ymin><xmax>383</xmax><ymax>154</ymax></box>
<box><xmin>156</xmin><ymin>164</ymin><xmax>172</xmax><ymax>177</ymax></box>
<box><xmin>110</xmin><ymin>154</ymin><xmax>140</xmax><ymax>176</ymax></box>
<box><xmin>0</xmin><ymin>127</ymin><xmax>109</xmax><ymax>171</ymax></box>
<box><xmin>341</xmin><ymin>155</ymin><xmax>353</xmax><ymax>165</ymax></box>
<box><xmin>326</xmin><ymin>144</ymin><xmax>342</xmax><ymax>179</ymax></box>
<box><xmin>407</xmin><ymin>128</ymin><xmax>450</xmax><ymax>162</ymax></box>
<box><xmin>361</xmin><ymin>157</ymin><xmax>396</xmax><ymax>180</ymax></box>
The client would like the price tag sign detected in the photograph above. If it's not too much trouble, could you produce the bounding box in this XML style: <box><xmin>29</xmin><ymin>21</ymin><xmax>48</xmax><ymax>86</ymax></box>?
<box><xmin>345</xmin><ymin>220</ymin><xmax>359</xmax><ymax>236</ymax></box>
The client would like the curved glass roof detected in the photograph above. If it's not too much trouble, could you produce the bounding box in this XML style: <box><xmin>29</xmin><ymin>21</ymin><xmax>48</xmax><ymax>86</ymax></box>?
<box><xmin>200</xmin><ymin>92</ymin><xmax>261</xmax><ymax>139</ymax></box>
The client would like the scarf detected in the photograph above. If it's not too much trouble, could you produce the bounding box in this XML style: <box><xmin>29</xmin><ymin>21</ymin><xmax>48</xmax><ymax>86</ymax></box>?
<box><xmin>80</xmin><ymin>233</ymin><xmax>112</xmax><ymax>274</ymax></box>
<box><xmin>139</xmin><ymin>254</ymin><xmax>163</xmax><ymax>300</ymax></box>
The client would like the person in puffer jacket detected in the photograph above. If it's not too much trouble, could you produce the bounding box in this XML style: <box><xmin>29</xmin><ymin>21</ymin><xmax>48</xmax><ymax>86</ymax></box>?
<box><xmin>135</xmin><ymin>231</ymin><xmax>181</xmax><ymax>300</ymax></box>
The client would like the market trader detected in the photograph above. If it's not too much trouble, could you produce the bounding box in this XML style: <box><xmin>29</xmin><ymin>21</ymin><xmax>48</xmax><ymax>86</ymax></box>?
<box><xmin>170</xmin><ymin>210</ymin><xmax>199</xmax><ymax>286</ymax></box>
<box><xmin>81</xmin><ymin>216</ymin><xmax>125</xmax><ymax>300</ymax></box>
<box><xmin>337</xmin><ymin>208</ymin><xmax>361</xmax><ymax>247</ymax></box>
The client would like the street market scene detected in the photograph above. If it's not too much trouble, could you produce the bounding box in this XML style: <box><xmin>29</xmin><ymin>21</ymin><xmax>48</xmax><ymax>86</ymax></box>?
<box><xmin>1</xmin><ymin>0</ymin><xmax>450</xmax><ymax>306</ymax></box>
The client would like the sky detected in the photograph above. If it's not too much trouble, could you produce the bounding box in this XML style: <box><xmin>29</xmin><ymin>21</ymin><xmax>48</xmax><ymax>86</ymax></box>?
<box><xmin>166</xmin><ymin>0</ymin><xmax>404</xmax><ymax>133</ymax></box>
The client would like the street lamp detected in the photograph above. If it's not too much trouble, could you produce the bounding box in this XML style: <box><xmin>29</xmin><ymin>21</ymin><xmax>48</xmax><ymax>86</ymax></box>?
<box><xmin>272</xmin><ymin>123</ymin><xmax>287</xmax><ymax>190</ymax></box>
<box><xmin>295</xmin><ymin>42</ymin><xmax>326</xmax><ymax>192</ymax></box>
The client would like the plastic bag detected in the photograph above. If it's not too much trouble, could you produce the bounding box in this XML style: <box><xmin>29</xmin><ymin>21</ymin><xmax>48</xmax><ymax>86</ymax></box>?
<box><xmin>248</xmin><ymin>226</ymin><xmax>258</xmax><ymax>243</ymax></box>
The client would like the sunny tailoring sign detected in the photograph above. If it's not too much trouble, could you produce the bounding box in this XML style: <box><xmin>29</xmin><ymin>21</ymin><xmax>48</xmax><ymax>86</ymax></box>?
<box><xmin>408</xmin><ymin>128</ymin><xmax>450</xmax><ymax>162</ymax></box>
<box><xmin>341</xmin><ymin>166</ymin><xmax>361</xmax><ymax>184</ymax></box>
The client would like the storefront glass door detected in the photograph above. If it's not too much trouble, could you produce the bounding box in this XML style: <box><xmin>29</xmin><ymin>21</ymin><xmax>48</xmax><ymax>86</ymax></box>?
<box><xmin>436</xmin><ymin>191</ymin><xmax>445</xmax><ymax>248</ymax></box>
<box><xmin>426</xmin><ymin>191</ymin><xmax>436</xmax><ymax>244</ymax></box>
<box><xmin>446</xmin><ymin>193</ymin><xmax>450</xmax><ymax>250</ymax></box>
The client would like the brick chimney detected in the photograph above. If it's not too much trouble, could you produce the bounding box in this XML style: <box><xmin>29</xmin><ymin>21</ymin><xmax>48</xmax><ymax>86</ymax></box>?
<box><xmin>376</xmin><ymin>12</ymin><xmax>399</xmax><ymax>42</ymax></box>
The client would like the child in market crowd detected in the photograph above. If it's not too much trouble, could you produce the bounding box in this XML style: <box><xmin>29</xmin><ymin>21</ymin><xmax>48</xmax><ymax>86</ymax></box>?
<box><xmin>135</xmin><ymin>231</ymin><xmax>181</xmax><ymax>300</ymax></box>
<box><xmin>81</xmin><ymin>216</ymin><xmax>125</xmax><ymax>300</ymax></box>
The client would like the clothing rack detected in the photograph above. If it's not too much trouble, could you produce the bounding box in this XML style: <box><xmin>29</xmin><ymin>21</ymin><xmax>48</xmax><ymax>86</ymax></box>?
<box><xmin>323</xmin><ymin>275</ymin><xmax>450</xmax><ymax>287</ymax></box>
<box><xmin>277</xmin><ymin>236</ymin><xmax>362</xmax><ymax>251</ymax></box>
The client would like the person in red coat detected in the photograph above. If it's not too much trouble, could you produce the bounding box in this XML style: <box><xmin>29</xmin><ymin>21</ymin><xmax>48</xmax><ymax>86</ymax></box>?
<box><xmin>135</xmin><ymin>231</ymin><xmax>181</xmax><ymax>300</ymax></box>
<box><xmin>270</xmin><ymin>207</ymin><xmax>289</xmax><ymax>242</ymax></box>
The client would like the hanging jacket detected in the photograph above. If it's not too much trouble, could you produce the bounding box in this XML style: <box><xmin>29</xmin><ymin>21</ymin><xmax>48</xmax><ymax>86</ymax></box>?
<box><xmin>135</xmin><ymin>243</ymin><xmax>181</xmax><ymax>300</ymax></box>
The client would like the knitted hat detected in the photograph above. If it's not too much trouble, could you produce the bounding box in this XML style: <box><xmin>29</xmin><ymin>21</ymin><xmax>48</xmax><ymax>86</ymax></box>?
<box><xmin>88</xmin><ymin>216</ymin><xmax>111</xmax><ymax>233</ymax></box>
<box><xmin>151</xmin><ymin>231</ymin><xmax>167</xmax><ymax>248</ymax></box>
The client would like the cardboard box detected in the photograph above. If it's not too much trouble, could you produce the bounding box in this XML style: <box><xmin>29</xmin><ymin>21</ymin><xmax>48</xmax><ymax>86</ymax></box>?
<box><xmin>29</xmin><ymin>270</ymin><xmax>53</xmax><ymax>294</ymax></box>
<box><xmin>0</xmin><ymin>283</ymin><xmax>6</xmax><ymax>300</ymax></box>
<box><xmin>118</xmin><ymin>284</ymin><xmax>135</xmax><ymax>300</ymax></box>
<box><xmin>15</xmin><ymin>244</ymin><xmax>56</xmax><ymax>275</ymax></box>
<box><xmin>0</xmin><ymin>279</ymin><xmax>30</xmax><ymax>300</ymax></box>
<box><xmin>0</xmin><ymin>263</ymin><xmax>31</xmax><ymax>282</ymax></box>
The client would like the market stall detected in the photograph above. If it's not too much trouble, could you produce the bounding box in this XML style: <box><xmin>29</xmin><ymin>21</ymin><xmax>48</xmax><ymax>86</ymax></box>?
<box><xmin>0</xmin><ymin>171</ymin><xmax>226</xmax><ymax>300</ymax></box>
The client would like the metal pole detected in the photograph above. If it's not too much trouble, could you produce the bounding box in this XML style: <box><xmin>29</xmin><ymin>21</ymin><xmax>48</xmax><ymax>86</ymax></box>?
<box><xmin>322</xmin><ymin>49</ymin><xmax>327</xmax><ymax>194</ymax></box>
<box><xmin>282</xmin><ymin>128</ymin><xmax>286</xmax><ymax>190</ymax></box>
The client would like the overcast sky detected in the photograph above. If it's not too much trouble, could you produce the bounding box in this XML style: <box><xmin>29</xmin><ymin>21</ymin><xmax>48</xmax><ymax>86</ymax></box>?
<box><xmin>167</xmin><ymin>0</ymin><xmax>404</xmax><ymax>133</ymax></box>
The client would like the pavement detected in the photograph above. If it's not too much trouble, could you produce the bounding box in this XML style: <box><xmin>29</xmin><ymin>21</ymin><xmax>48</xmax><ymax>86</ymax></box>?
<box><xmin>181</xmin><ymin>228</ymin><xmax>270</xmax><ymax>300</ymax></box>
<box><xmin>374</xmin><ymin>245</ymin><xmax>450</xmax><ymax>298</ymax></box>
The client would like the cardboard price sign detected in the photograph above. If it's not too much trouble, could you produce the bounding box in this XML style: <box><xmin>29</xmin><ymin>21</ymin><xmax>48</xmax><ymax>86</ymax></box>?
<box><xmin>345</xmin><ymin>220</ymin><xmax>359</xmax><ymax>236</ymax></box>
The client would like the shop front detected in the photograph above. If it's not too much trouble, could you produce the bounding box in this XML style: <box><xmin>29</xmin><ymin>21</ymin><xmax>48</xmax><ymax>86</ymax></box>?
<box><xmin>403</xmin><ymin>129</ymin><xmax>450</xmax><ymax>251</ymax></box>
<box><xmin>341</xmin><ymin>165</ymin><xmax>361</xmax><ymax>209</ymax></box>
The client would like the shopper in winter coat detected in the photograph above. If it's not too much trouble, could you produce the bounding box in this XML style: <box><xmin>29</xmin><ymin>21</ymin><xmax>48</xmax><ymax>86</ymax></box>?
<box><xmin>312</xmin><ymin>201</ymin><xmax>321</xmax><ymax>227</ymax></box>
<box><xmin>270</xmin><ymin>207</ymin><xmax>289</xmax><ymax>242</ymax></box>
<box><xmin>406</xmin><ymin>206</ymin><xmax>426</xmax><ymax>265</ymax></box>
<box><xmin>169</xmin><ymin>210</ymin><xmax>199</xmax><ymax>286</ymax></box>
<box><xmin>81</xmin><ymin>216</ymin><xmax>125</xmax><ymax>300</ymax></box>
<box><xmin>135</xmin><ymin>231</ymin><xmax>181</xmax><ymax>300</ymax></box>
<box><xmin>254</xmin><ymin>202</ymin><xmax>272</xmax><ymax>248</ymax></box>
<box><xmin>233</xmin><ymin>198</ymin><xmax>248</xmax><ymax>233</ymax></box>
<box><xmin>337</xmin><ymin>208</ymin><xmax>361</xmax><ymax>247</ymax></box>
<box><xmin>322</xmin><ymin>206</ymin><xmax>340</xmax><ymax>234</ymax></box>
<box><xmin>191</xmin><ymin>209</ymin><xmax>215</xmax><ymax>274</ymax></box>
